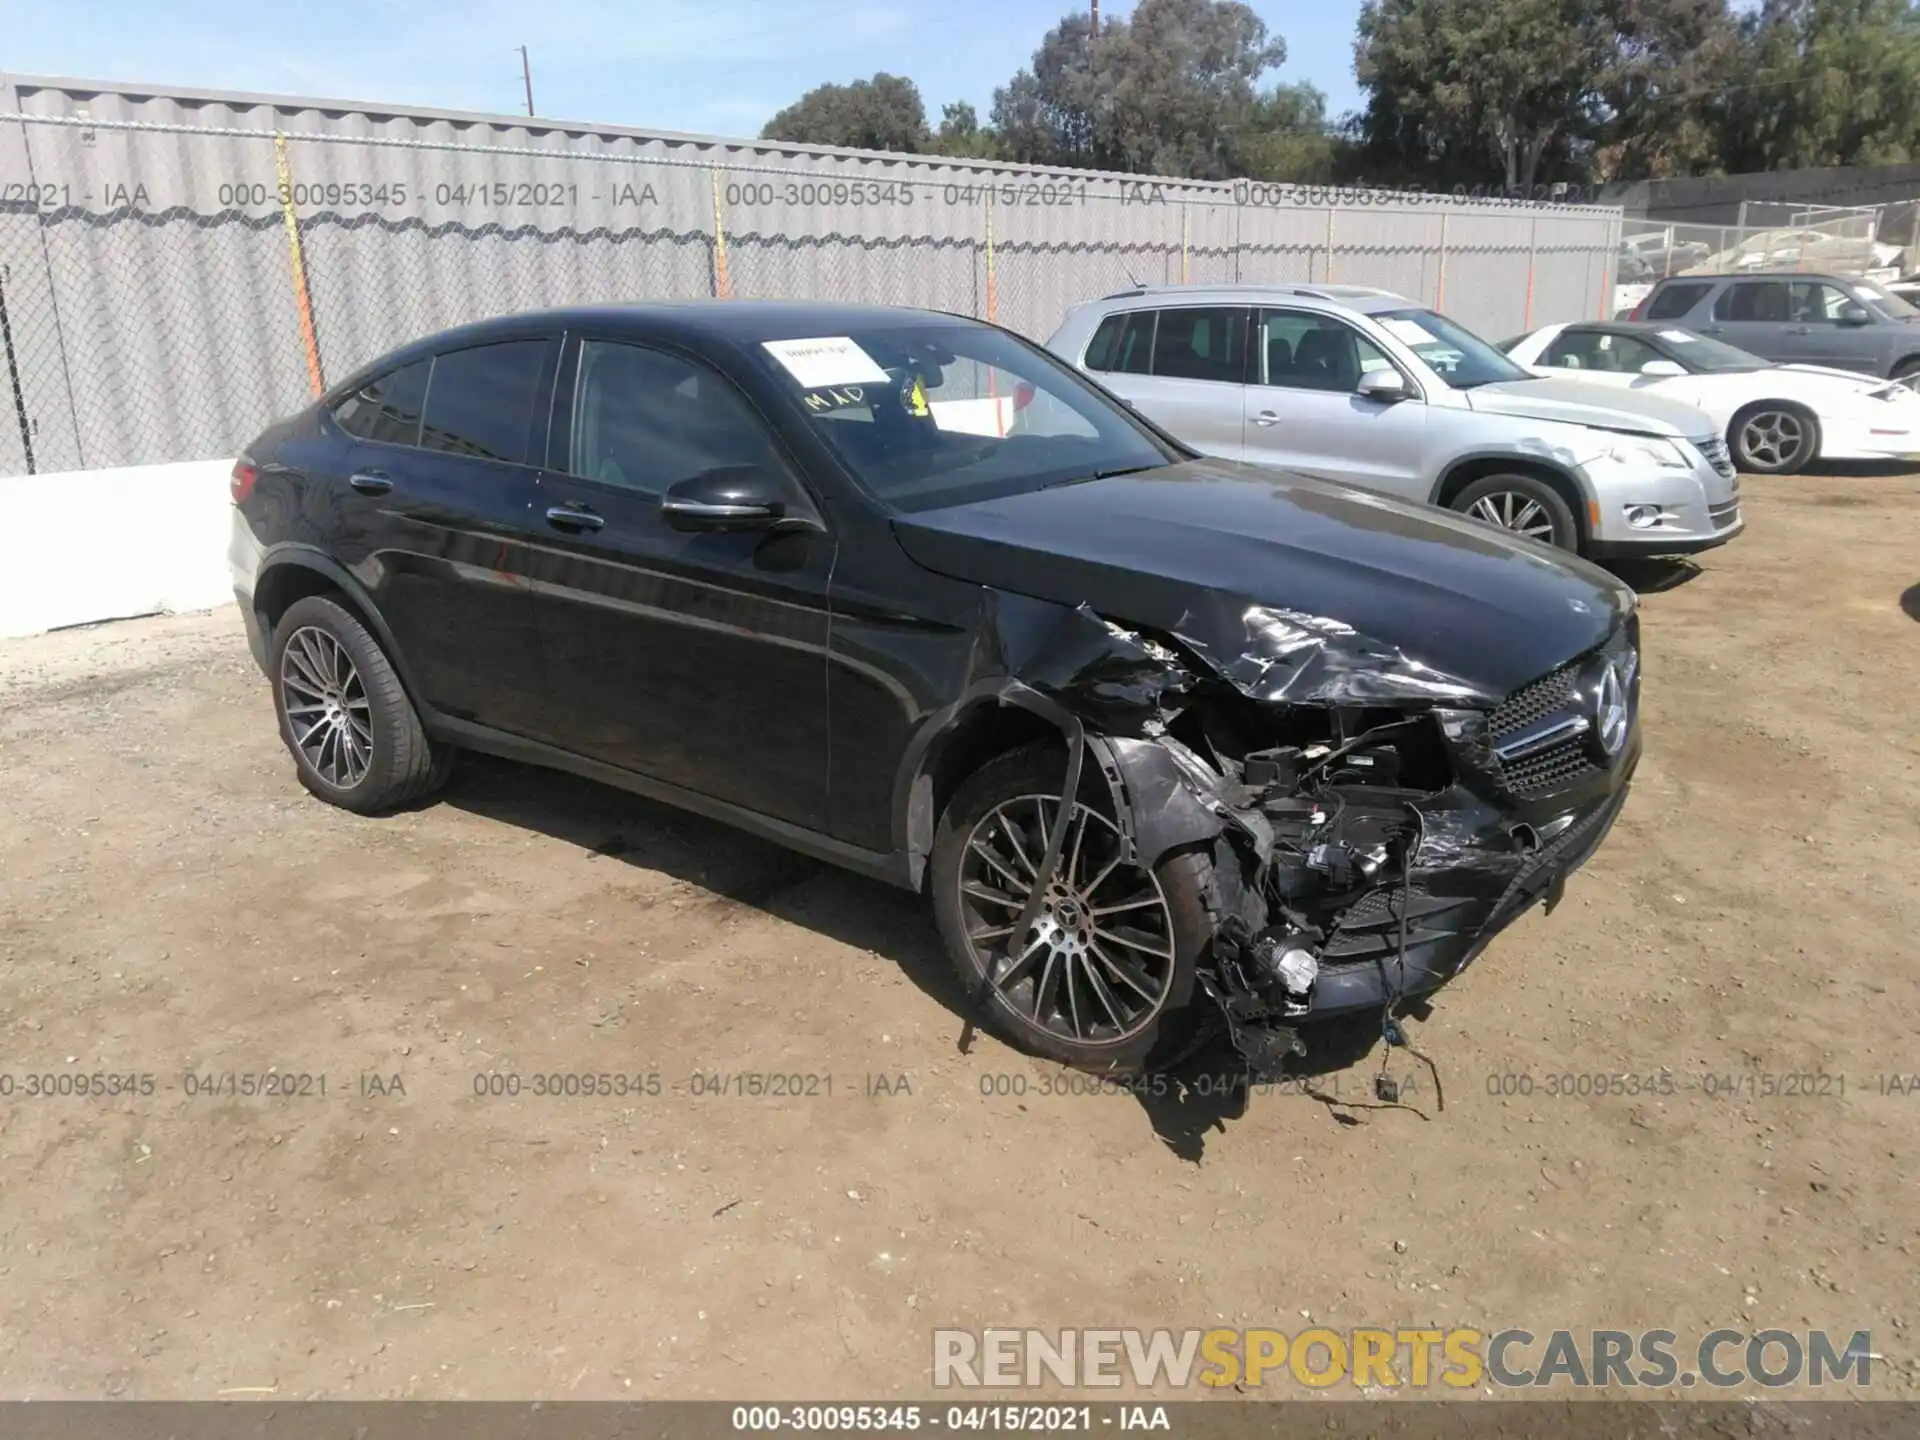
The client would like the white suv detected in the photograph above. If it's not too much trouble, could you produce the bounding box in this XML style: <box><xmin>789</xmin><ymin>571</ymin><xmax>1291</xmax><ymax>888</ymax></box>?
<box><xmin>1045</xmin><ymin>284</ymin><xmax>1744</xmax><ymax>558</ymax></box>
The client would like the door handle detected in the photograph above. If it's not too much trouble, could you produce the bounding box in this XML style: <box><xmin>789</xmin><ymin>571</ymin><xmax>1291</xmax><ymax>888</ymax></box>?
<box><xmin>545</xmin><ymin>504</ymin><xmax>604</xmax><ymax>533</ymax></box>
<box><xmin>1252</xmin><ymin>410</ymin><xmax>1281</xmax><ymax>427</ymax></box>
<box><xmin>347</xmin><ymin>471</ymin><xmax>392</xmax><ymax>495</ymax></box>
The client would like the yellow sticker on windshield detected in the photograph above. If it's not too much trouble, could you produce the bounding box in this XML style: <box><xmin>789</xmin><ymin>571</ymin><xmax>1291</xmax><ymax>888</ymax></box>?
<box><xmin>907</xmin><ymin>376</ymin><xmax>930</xmax><ymax>418</ymax></box>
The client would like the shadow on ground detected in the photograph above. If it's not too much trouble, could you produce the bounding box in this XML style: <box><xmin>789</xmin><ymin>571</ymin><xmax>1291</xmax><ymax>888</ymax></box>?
<box><xmin>1602</xmin><ymin>557</ymin><xmax>1703</xmax><ymax>595</ymax></box>
<box><xmin>1901</xmin><ymin>583</ymin><xmax>1920</xmax><ymax>624</ymax></box>
<box><xmin>435</xmin><ymin>751</ymin><xmax>1410</xmax><ymax>1161</ymax></box>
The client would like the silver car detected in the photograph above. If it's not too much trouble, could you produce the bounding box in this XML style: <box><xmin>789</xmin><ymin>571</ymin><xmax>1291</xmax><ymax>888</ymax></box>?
<box><xmin>1045</xmin><ymin>284</ymin><xmax>1744</xmax><ymax>558</ymax></box>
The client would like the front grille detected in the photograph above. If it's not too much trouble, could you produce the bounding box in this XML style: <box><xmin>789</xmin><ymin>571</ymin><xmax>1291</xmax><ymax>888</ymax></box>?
<box><xmin>1708</xmin><ymin>498</ymin><xmax>1741</xmax><ymax>527</ymax></box>
<box><xmin>1488</xmin><ymin>658</ymin><xmax>1603</xmax><ymax>799</ymax></box>
<box><xmin>1489</xmin><ymin>663</ymin><xmax>1577</xmax><ymax>740</ymax></box>
<box><xmin>1697</xmin><ymin>437</ymin><xmax>1736</xmax><ymax>480</ymax></box>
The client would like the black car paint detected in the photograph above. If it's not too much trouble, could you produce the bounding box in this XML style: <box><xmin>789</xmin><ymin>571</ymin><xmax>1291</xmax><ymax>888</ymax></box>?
<box><xmin>233</xmin><ymin>301</ymin><xmax>1639</xmax><ymax>1044</ymax></box>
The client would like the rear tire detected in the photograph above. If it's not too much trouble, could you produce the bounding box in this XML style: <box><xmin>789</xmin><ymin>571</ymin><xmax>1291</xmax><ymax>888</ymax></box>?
<box><xmin>1450</xmin><ymin>474</ymin><xmax>1580</xmax><ymax>551</ymax></box>
<box><xmin>1729</xmin><ymin>403</ymin><xmax>1817</xmax><ymax>475</ymax></box>
<box><xmin>269</xmin><ymin>595</ymin><xmax>453</xmax><ymax>814</ymax></box>
<box><xmin>930</xmin><ymin>743</ymin><xmax>1214</xmax><ymax>1075</ymax></box>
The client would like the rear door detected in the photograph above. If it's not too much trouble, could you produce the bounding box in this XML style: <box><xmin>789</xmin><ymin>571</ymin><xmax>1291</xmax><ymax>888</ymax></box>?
<box><xmin>1240</xmin><ymin>307</ymin><xmax>1428</xmax><ymax>500</ymax></box>
<box><xmin>1701</xmin><ymin>279</ymin><xmax>1795</xmax><ymax>360</ymax></box>
<box><xmin>523</xmin><ymin>336</ymin><xmax>833</xmax><ymax>830</ymax></box>
<box><xmin>1082</xmin><ymin>306</ymin><xmax>1249</xmax><ymax>459</ymax></box>
<box><xmin>329</xmin><ymin>338</ymin><xmax>556</xmax><ymax>737</ymax></box>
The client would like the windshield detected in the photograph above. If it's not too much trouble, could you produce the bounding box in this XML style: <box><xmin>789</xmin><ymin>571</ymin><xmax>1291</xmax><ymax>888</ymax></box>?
<box><xmin>754</xmin><ymin>323</ymin><xmax>1178</xmax><ymax>512</ymax></box>
<box><xmin>1851</xmin><ymin>278</ymin><xmax>1920</xmax><ymax>318</ymax></box>
<box><xmin>1650</xmin><ymin>328</ymin><xmax>1771</xmax><ymax>372</ymax></box>
<box><xmin>1373</xmin><ymin>308</ymin><xmax>1530</xmax><ymax>389</ymax></box>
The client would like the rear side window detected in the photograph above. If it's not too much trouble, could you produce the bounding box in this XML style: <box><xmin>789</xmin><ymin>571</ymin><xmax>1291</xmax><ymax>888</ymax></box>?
<box><xmin>419</xmin><ymin>340</ymin><xmax>551</xmax><ymax>466</ymax></box>
<box><xmin>1085</xmin><ymin>311</ymin><xmax>1154</xmax><ymax>374</ymax></box>
<box><xmin>332</xmin><ymin>359</ymin><xmax>431</xmax><ymax>446</ymax></box>
<box><xmin>1714</xmin><ymin>281</ymin><xmax>1790</xmax><ymax>322</ymax></box>
<box><xmin>1645</xmin><ymin>282</ymin><xmax>1710</xmax><ymax>320</ymax></box>
<box><xmin>1149</xmin><ymin>307</ymin><xmax>1247</xmax><ymax>383</ymax></box>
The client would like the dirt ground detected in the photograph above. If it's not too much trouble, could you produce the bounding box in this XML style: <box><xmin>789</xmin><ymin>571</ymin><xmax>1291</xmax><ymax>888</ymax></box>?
<box><xmin>2</xmin><ymin>470</ymin><xmax>1918</xmax><ymax>1403</ymax></box>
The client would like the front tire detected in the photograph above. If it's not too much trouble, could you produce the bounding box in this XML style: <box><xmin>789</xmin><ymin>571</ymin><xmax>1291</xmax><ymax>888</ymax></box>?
<box><xmin>269</xmin><ymin>595</ymin><xmax>452</xmax><ymax>814</ymax></box>
<box><xmin>930</xmin><ymin>744</ymin><xmax>1214</xmax><ymax>1075</ymax></box>
<box><xmin>1450</xmin><ymin>474</ymin><xmax>1580</xmax><ymax>551</ymax></box>
<box><xmin>1730</xmin><ymin>403</ymin><xmax>1817</xmax><ymax>475</ymax></box>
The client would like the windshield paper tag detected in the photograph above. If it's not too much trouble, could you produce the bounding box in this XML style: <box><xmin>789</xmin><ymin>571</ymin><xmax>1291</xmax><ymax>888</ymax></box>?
<box><xmin>1380</xmin><ymin>318</ymin><xmax>1438</xmax><ymax>347</ymax></box>
<box><xmin>763</xmin><ymin>336</ymin><xmax>892</xmax><ymax>389</ymax></box>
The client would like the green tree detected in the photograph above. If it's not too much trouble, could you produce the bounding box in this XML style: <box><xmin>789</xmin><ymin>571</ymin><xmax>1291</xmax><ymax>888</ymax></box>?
<box><xmin>1351</xmin><ymin>0</ymin><xmax>1740</xmax><ymax>189</ymax></box>
<box><xmin>1718</xmin><ymin>0</ymin><xmax>1920</xmax><ymax>172</ymax></box>
<box><xmin>760</xmin><ymin>73</ymin><xmax>931</xmax><ymax>152</ymax></box>
<box><xmin>930</xmin><ymin>101</ymin><xmax>1005</xmax><ymax>160</ymax></box>
<box><xmin>1237</xmin><ymin>80</ymin><xmax>1341</xmax><ymax>182</ymax></box>
<box><xmin>989</xmin><ymin>0</ymin><xmax>1289</xmax><ymax>177</ymax></box>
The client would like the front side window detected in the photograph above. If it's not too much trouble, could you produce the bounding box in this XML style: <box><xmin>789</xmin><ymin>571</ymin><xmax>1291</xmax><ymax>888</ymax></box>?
<box><xmin>754</xmin><ymin>322</ymin><xmax>1177</xmax><ymax>512</ymax></box>
<box><xmin>571</xmin><ymin>340</ymin><xmax>787</xmax><ymax>495</ymax></box>
<box><xmin>1539</xmin><ymin>329</ymin><xmax>1663</xmax><ymax>374</ymax></box>
<box><xmin>419</xmin><ymin>340</ymin><xmax>551</xmax><ymax>466</ymax></box>
<box><xmin>1793</xmin><ymin>281</ymin><xmax>1860</xmax><ymax>322</ymax></box>
<box><xmin>1148</xmin><ymin>307</ymin><xmax>1246</xmax><ymax>384</ymax></box>
<box><xmin>1257</xmin><ymin>309</ymin><xmax>1394</xmax><ymax>392</ymax></box>
<box><xmin>332</xmin><ymin>359</ymin><xmax>431</xmax><ymax>446</ymax></box>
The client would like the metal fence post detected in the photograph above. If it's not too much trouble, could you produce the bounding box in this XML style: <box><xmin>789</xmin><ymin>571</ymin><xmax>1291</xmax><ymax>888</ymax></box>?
<box><xmin>1524</xmin><ymin>215</ymin><xmax>1538</xmax><ymax>328</ymax></box>
<box><xmin>1180</xmin><ymin>203</ymin><xmax>1189</xmax><ymax>285</ymax></box>
<box><xmin>985</xmin><ymin>189</ymin><xmax>998</xmax><ymax>324</ymax></box>
<box><xmin>1435</xmin><ymin>213</ymin><xmax>1448</xmax><ymax>311</ymax></box>
<box><xmin>272</xmin><ymin>135</ymin><xmax>325</xmax><ymax>398</ymax></box>
<box><xmin>710</xmin><ymin>170</ymin><xmax>732</xmax><ymax>299</ymax></box>
<box><xmin>0</xmin><ymin>264</ymin><xmax>36</xmax><ymax>474</ymax></box>
<box><xmin>1324</xmin><ymin>207</ymin><xmax>1336</xmax><ymax>282</ymax></box>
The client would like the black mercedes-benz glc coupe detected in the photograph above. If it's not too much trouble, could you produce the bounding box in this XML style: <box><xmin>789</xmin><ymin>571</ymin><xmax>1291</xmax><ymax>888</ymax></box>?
<box><xmin>231</xmin><ymin>301</ymin><xmax>1639</xmax><ymax>1076</ymax></box>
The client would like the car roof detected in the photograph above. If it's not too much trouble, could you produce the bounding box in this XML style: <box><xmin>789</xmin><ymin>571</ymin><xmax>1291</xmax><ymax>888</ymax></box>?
<box><xmin>1091</xmin><ymin>282</ymin><xmax>1416</xmax><ymax>314</ymax></box>
<box><xmin>325</xmin><ymin>300</ymin><xmax>984</xmax><ymax>400</ymax></box>
<box><xmin>1654</xmin><ymin>271</ymin><xmax>1851</xmax><ymax>284</ymax></box>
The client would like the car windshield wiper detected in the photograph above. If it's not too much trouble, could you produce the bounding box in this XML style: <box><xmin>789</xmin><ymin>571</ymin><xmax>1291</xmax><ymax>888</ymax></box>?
<box><xmin>1090</xmin><ymin>462</ymin><xmax>1162</xmax><ymax>480</ymax></box>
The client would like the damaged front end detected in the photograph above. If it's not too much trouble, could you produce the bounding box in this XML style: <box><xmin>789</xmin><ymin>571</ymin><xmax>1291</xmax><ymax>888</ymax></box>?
<box><xmin>981</xmin><ymin>591</ymin><xmax>1641</xmax><ymax>1081</ymax></box>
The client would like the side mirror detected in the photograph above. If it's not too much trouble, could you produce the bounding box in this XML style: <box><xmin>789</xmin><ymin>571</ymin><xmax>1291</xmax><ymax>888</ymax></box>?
<box><xmin>1356</xmin><ymin>368</ymin><xmax>1413</xmax><ymax>402</ymax></box>
<box><xmin>660</xmin><ymin>465</ymin><xmax>794</xmax><ymax>533</ymax></box>
<box><xmin>1837</xmin><ymin>303</ymin><xmax>1872</xmax><ymax>326</ymax></box>
<box><xmin>1639</xmin><ymin>359</ymin><xmax>1687</xmax><ymax>377</ymax></box>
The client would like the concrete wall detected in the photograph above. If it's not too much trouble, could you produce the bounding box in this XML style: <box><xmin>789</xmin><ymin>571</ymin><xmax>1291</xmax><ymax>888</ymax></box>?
<box><xmin>0</xmin><ymin>459</ymin><xmax>233</xmax><ymax>638</ymax></box>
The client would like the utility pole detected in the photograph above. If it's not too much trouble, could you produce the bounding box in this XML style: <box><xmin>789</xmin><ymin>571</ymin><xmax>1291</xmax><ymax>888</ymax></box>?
<box><xmin>1091</xmin><ymin>0</ymin><xmax>1099</xmax><ymax>30</ymax></box>
<box><xmin>517</xmin><ymin>46</ymin><xmax>535</xmax><ymax>117</ymax></box>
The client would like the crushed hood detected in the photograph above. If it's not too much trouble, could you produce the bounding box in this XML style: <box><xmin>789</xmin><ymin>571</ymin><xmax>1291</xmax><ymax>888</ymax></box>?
<box><xmin>1466</xmin><ymin>376</ymin><xmax>1716</xmax><ymax>439</ymax></box>
<box><xmin>893</xmin><ymin>458</ymin><xmax>1633</xmax><ymax>706</ymax></box>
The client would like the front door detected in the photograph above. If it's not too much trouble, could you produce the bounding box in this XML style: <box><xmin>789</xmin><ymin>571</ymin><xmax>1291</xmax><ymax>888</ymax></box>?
<box><xmin>1240</xmin><ymin>307</ymin><xmax>1429</xmax><ymax>502</ymax></box>
<box><xmin>524</xmin><ymin>337</ymin><xmax>833</xmax><ymax>831</ymax></box>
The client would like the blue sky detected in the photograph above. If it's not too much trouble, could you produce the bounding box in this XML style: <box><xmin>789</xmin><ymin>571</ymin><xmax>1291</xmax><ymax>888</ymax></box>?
<box><xmin>2</xmin><ymin>0</ymin><xmax>1368</xmax><ymax>137</ymax></box>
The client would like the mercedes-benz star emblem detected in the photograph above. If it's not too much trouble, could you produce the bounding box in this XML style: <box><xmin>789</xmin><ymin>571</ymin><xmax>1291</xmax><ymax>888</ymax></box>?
<box><xmin>1593</xmin><ymin>659</ymin><xmax>1629</xmax><ymax>759</ymax></box>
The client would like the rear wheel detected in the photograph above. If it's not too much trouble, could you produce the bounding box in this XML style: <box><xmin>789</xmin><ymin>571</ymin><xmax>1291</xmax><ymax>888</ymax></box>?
<box><xmin>1450</xmin><ymin>473</ymin><xmax>1580</xmax><ymax>551</ymax></box>
<box><xmin>270</xmin><ymin>595</ymin><xmax>453</xmax><ymax>814</ymax></box>
<box><xmin>1730</xmin><ymin>403</ymin><xmax>1817</xmax><ymax>475</ymax></box>
<box><xmin>930</xmin><ymin>744</ymin><xmax>1213</xmax><ymax>1075</ymax></box>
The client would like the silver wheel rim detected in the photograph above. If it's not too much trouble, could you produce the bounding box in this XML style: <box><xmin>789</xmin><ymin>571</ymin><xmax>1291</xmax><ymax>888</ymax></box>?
<box><xmin>279</xmin><ymin>625</ymin><xmax>374</xmax><ymax>790</ymax></box>
<box><xmin>1739</xmin><ymin>410</ymin><xmax>1805</xmax><ymax>469</ymax></box>
<box><xmin>1467</xmin><ymin>490</ymin><xmax>1559</xmax><ymax>542</ymax></box>
<box><xmin>956</xmin><ymin>793</ymin><xmax>1176</xmax><ymax>1046</ymax></box>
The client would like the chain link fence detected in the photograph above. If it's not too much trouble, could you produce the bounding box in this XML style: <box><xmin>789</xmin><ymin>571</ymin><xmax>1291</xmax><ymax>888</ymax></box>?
<box><xmin>0</xmin><ymin>107</ymin><xmax>1621</xmax><ymax>477</ymax></box>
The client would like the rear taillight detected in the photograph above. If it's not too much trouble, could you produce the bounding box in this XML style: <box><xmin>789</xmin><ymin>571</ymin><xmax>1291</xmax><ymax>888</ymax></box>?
<box><xmin>1014</xmin><ymin>381</ymin><xmax>1036</xmax><ymax>410</ymax></box>
<box><xmin>230</xmin><ymin>458</ymin><xmax>258</xmax><ymax>504</ymax></box>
